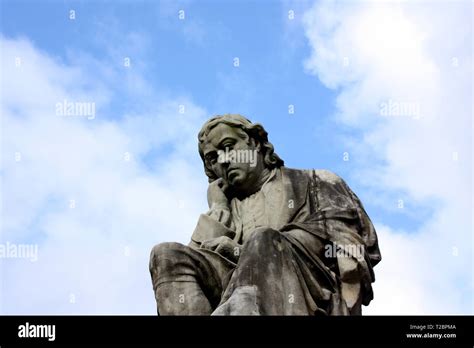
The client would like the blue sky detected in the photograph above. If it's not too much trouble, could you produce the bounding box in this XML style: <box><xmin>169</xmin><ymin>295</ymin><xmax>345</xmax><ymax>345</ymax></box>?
<box><xmin>1</xmin><ymin>0</ymin><xmax>472</xmax><ymax>314</ymax></box>
<box><xmin>1</xmin><ymin>0</ymin><xmax>427</xmax><ymax>230</ymax></box>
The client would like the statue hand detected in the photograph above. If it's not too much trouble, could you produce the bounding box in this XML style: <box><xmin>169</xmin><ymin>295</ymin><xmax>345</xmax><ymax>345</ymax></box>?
<box><xmin>200</xmin><ymin>236</ymin><xmax>241</xmax><ymax>262</ymax></box>
<box><xmin>207</xmin><ymin>178</ymin><xmax>229</xmax><ymax>209</ymax></box>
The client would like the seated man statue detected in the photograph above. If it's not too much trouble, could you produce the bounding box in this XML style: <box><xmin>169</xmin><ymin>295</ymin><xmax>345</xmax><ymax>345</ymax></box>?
<box><xmin>149</xmin><ymin>114</ymin><xmax>381</xmax><ymax>315</ymax></box>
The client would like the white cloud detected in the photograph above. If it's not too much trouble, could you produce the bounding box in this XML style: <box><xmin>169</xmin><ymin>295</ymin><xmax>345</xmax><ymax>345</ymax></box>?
<box><xmin>303</xmin><ymin>1</ymin><xmax>472</xmax><ymax>314</ymax></box>
<box><xmin>0</xmin><ymin>36</ymin><xmax>209</xmax><ymax>314</ymax></box>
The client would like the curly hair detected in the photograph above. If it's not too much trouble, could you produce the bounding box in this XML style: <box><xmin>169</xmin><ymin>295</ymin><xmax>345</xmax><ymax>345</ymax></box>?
<box><xmin>198</xmin><ymin>114</ymin><xmax>284</xmax><ymax>182</ymax></box>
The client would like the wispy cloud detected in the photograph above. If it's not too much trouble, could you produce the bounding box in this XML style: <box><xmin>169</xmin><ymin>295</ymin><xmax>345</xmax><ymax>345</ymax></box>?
<box><xmin>303</xmin><ymin>0</ymin><xmax>472</xmax><ymax>314</ymax></box>
<box><xmin>0</xmin><ymin>35</ymin><xmax>208</xmax><ymax>314</ymax></box>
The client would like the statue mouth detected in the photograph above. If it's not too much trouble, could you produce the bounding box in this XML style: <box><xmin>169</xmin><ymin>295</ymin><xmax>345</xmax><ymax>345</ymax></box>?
<box><xmin>227</xmin><ymin>168</ymin><xmax>239</xmax><ymax>179</ymax></box>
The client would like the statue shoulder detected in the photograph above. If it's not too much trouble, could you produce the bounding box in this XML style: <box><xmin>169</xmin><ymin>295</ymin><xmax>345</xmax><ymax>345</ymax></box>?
<box><xmin>279</xmin><ymin>168</ymin><xmax>350</xmax><ymax>197</ymax></box>
<box><xmin>312</xmin><ymin>169</ymin><xmax>345</xmax><ymax>185</ymax></box>
<box><xmin>282</xmin><ymin>167</ymin><xmax>345</xmax><ymax>185</ymax></box>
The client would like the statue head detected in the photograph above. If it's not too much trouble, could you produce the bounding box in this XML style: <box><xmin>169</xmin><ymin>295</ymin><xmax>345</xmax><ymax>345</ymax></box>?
<box><xmin>198</xmin><ymin>114</ymin><xmax>284</xmax><ymax>193</ymax></box>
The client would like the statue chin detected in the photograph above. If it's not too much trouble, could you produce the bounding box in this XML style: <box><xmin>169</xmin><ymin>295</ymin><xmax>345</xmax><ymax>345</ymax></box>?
<box><xmin>227</xmin><ymin>172</ymin><xmax>245</xmax><ymax>187</ymax></box>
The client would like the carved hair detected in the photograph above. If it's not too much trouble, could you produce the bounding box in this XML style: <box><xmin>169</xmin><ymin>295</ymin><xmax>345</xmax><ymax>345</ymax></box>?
<box><xmin>198</xmin><ymin>114</ymin><xmax>284</xmax><ymax>182</ymax></box>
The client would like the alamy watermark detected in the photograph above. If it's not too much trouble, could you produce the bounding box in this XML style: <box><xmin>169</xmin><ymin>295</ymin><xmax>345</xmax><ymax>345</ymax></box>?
<box><xmin>56</xmin><ymin>99</ymin><xmax>96</xmax><ymax>120</ymax></box>
<box><xmin>380</xmin><ymin>99</ymin><xmax>420</xmax><ymax>119</ymax></box>
<box><xmin>18</xmin><ymin>322</ymin><xmax>55</xmax><ymax>341</ymax></box>
<box><xmin>217</xmin><ymin>148</ymin><xmax>258</xmax><ymax>167</ymax></box>
<box><xmin>325</xmin><ymin>243</ymin><xmax>364</xmax><ymax>261</ymax></box>
<box><xmin>0</xmin><ymin>242</ymin><xmax>38</xmax><ymax>262</ymax></box>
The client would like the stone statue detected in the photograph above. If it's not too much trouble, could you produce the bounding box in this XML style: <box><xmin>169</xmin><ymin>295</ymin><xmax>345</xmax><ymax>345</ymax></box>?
<box><xmin>149</xmin><ymin>114</ymin><xmax>381</xmax><ymax>315</ymax></box>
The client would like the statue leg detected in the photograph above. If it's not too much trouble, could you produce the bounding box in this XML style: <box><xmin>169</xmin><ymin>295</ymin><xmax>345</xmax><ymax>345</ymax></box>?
<box><xmin>214</xmin><ymin>228</ymin><xmax>307</xmax><ymax>315</ymax></box>
<box><xmin>214</xmin><ymin>227</ymin><xmax>335</xmax><ymax>315</ymax></box>
<box><xmin>153</xmin><ymin>281</ymin><xmax>212</xmax><ymax>315</ymax></box>
<box><xmin>149</xmin><ymin>242</ymin><xmax>233</xmax><ymax>315</ymax></box>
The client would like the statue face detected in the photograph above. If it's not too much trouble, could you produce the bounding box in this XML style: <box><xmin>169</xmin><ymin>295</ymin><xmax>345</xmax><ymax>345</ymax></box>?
<box><xmin>202</xmin><ymin>123</ymin><xmax>264</xmax><ymax>192</ymax></box>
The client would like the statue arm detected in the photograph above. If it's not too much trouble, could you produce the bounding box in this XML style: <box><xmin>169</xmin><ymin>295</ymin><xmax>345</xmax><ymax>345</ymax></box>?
<box><xmin>312</xmin><ymin>169</ymin><xmax>381</xmax><ymax>266</ymax></box>
<box><xmin>188</xmin><ymin>205</ymin><xmax>236</xmax><ymax>248</ymax></box>
<box><xmin>332</xmin><ymin>173</ymin><xmax>381</xmax><ymax>267</ymax></box>
<box><xmin>310</xmin><ymin>169</ymin><xmax>381</xmax><ymax>310</ymax></box>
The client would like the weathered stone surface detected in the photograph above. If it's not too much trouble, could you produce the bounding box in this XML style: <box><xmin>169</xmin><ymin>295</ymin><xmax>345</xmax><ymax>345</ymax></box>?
<box><xmin>149</xmin><ymin>114</ymin><xmax>381</xmax><ymax>315</ymax></box>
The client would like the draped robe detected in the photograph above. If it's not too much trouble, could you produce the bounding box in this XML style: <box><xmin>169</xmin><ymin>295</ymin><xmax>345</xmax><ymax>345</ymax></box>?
<box><xmin>149</xmin><ymin>167</ymin><xmax>381</xmax><ymax>315</ymax></box>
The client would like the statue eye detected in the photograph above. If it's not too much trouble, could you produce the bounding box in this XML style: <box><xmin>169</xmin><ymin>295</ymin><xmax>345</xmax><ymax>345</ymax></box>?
<box><xmin>206</xmin><ymin>153</ymin><xmax>217</xmax><ymax>164</ymax></box>
<box><xmin>223</xmin><ymin>142</ymin><xmax>234</xmax><ymax>149</ymax></box>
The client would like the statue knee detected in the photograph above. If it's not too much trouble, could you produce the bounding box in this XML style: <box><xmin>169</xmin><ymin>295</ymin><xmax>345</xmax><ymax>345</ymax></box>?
<box><xmin>149</xmin><ymin>242</ymin><xmax>186</xmax><ymax>271</ymax></box>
